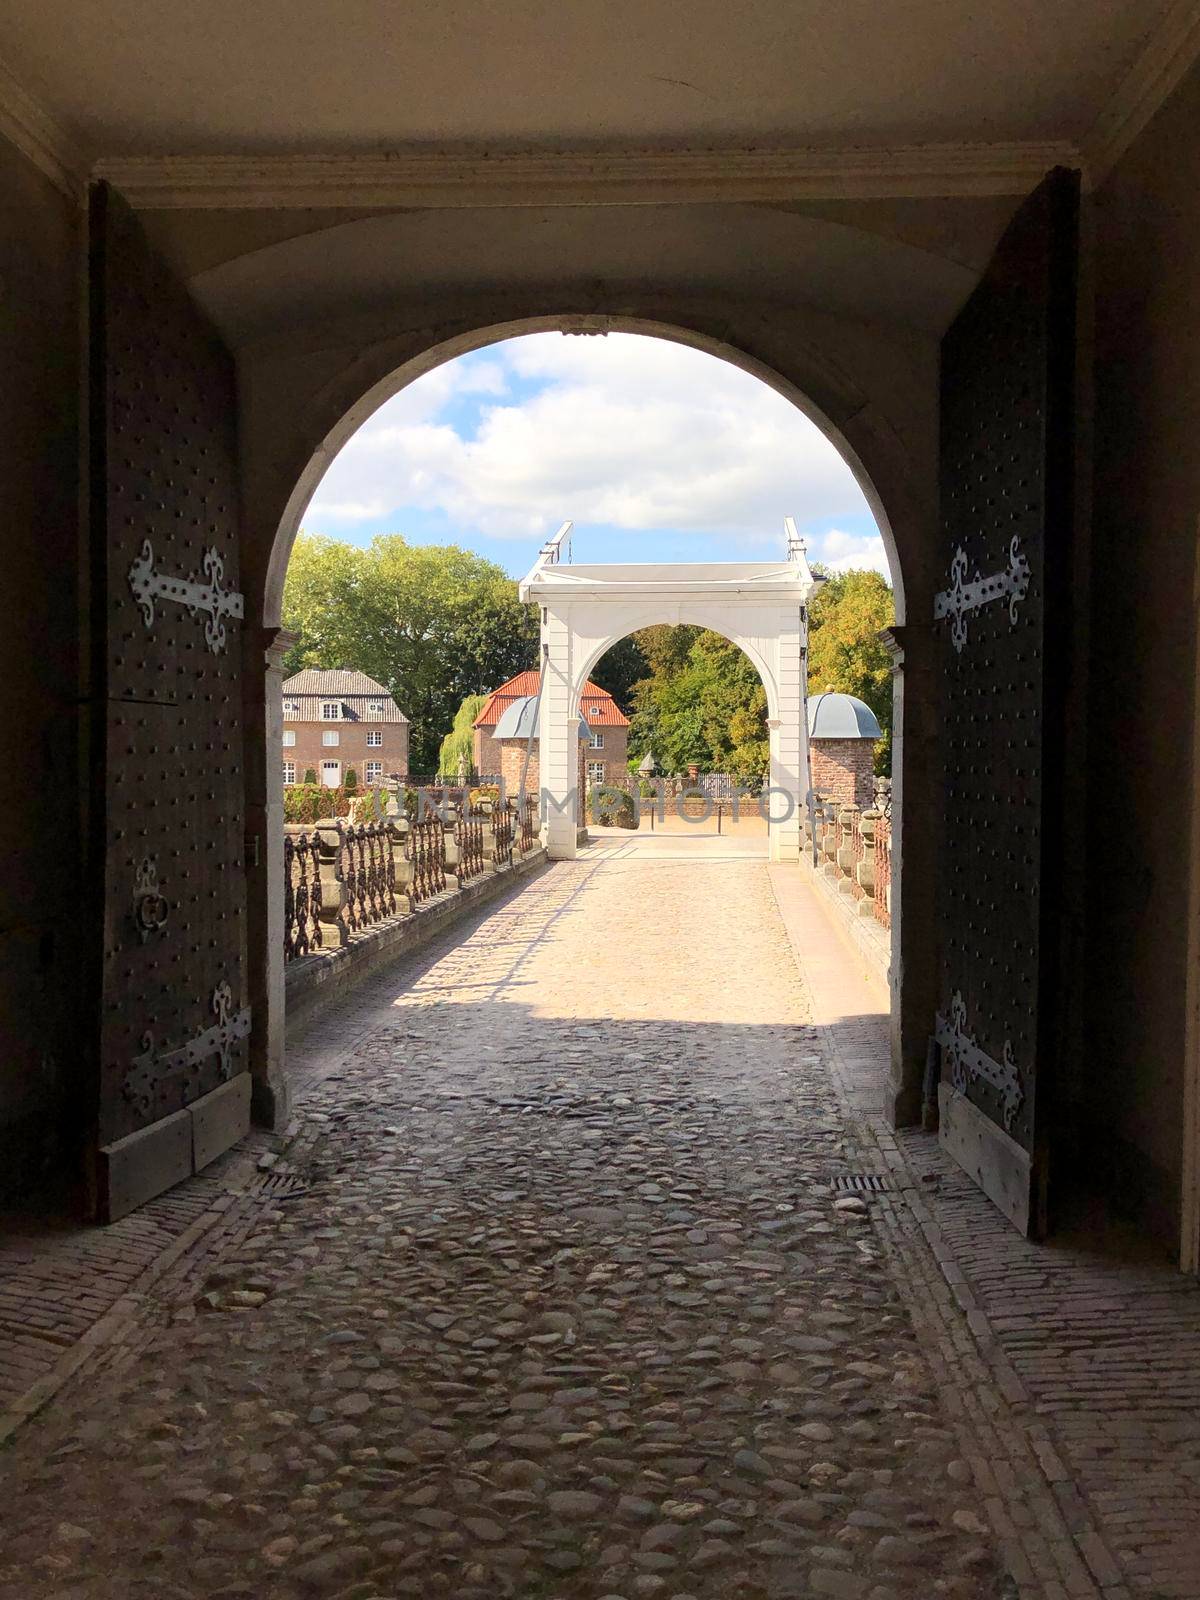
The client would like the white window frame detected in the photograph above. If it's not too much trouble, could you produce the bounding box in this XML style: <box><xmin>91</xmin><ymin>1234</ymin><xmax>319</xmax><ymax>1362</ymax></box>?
<box><xmin>282</xmin><ymin>761</ymin><xmax>296</xmax><ymax>784</ymax></box>
<box><xmin>283</xmin><ymin>699</ymin><xmax>299</xmax><ymax>719</ymax></box>
<box><xmin>322</xmin><ymin>730</ymin><xmax>340</xmax><ymax>747</ymax></box>
<box><xmin>588</xmin><ymin>730</ymin><xmax>603</xmax><ymax>749</ymax></box>
<box><xmin>587</xmin><ymin>761</ymin><xmax>605</xmax><ymax>785</ymax></box>
<box><xmin>364</xmin><ymin>761</ymin><xmax>383</xmax><ymax>783</ymax></box>
<box><xmin>366</xmin><ymin>729</ymin><xmax>383</xmax><ymax>747</ymax></box>
<box><xmin>282</xmin><ymin>729</ymin><xmax>296</xmax><ymax>747</ymax></box>
<box><xmin>321</xmin><ymin>701</ymin><xmax>341</xmax><ymax>720</ymax></box>
<box><xmin>367</xmin><ymin>699</ymin><xmax>386</xmax><ymax>718</ymax></box>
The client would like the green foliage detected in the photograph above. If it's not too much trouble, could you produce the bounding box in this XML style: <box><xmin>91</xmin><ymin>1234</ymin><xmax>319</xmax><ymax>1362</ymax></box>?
<box><xmin>283</xmin><ymin>784</ymin><xmax>353</xmax><ymax>824</ymax></box>
<box><xmin>344</xmin><ymin>768</ymin><xmax>358</xmax><ymax>792</ymax></box>
<box><xmin>438</xmin><ymin>693</ymin><xmax>488</xmax><ymax>778</ymax></box>
<box><xmin>282</xmin><ymin>532</ymin><xmax>539</xmax><ymax>771</ymax></box>
<box><xmin>612</xmin><ymin>568</ymin><xmax>895</xmax><ymax>780</ymax></box>
<box><xmin>349</xmin><ymin>787</ymin><xmax>390</xmax><ymax>825</ymax></box>
<box><xmin>807</xmin><ymin>568</ymin><xmax>895</xmax><ymax>774</ymax></box>
<box><xmin>589</xmin><ymin>785</ymin><xmax>636</xmax><ymax>829</ymax></box>
<box><xmin>627</xmin><ymin>628</ymin><xmax>769</xmax><ymax>777</ymax></box>
<box><xmin>588</xmin><ymin>634</ymin><xmax>648</xmax><ymax>712</ymax></box>
<box><xmin>303</xmin><ymin>767</ymin><xmax>317</xmax><ymax>785</ymax></box>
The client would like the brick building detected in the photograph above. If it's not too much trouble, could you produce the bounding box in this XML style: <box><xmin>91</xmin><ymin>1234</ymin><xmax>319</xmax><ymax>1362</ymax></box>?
<box><xmin>473</xmin><ymin>670</ymin><xmax>630</xmax><ymax>786</ymax></box>
<box><xmin>807</xmin><ymin>691</ymin><xmax>881</xmax><ymax>809</ymax></box>
<box><xmin>282</xmin><ymin>668</ymin><xmax>409</xmax><ymax>787</ymax></box>
<box><xmin>492</xmin><ymin>696</ymin><xmax>589</xmax><ymax>802</ymax></box>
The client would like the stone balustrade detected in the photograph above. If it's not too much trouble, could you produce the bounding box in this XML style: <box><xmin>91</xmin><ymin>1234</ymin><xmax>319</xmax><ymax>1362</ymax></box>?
<box><xmin>284</xmin><ymin>792</ymin><xmax>534</xmax><ymax>963</ymax></box>
<box><xmin>800</xmin><ymin>794</ymin><xmax>891</xmax><ymax>930</ymax></box>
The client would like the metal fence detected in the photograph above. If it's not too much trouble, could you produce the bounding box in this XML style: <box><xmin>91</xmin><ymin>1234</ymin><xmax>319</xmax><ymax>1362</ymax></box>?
<box><xmin>283</xmin><ymin>831</ymin><xmax>324</xmax><ymax>961</ymax></box>
<box><xmin>284</xmin><ymin>792</ymin><xmax>537</xmax><ymax>964</ymax></box>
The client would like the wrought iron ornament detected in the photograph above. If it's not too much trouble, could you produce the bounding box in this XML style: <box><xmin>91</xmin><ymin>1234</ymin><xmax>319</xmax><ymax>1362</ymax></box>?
<box><xmin>122</xmin><ymin>983</ymin><xmax>251</xmax><ymax>1116</ymax></box>
<box><xmin>934</xmin><ymin>536</ymin><xmax>1031</xmax><ymax>653</ymax></box>
<box><xmin>132</xmin><ymin>856</ymin><xmax>169</xmax><ymax>942</ymax></box>
<box><xmin>935</xmin><ymin>991</ymin><xmax>1024</xmax><ymax>1131</ymax></box>
<box><xmin>128</xmin><ymin>539</ymin><xmax>245</xmax><ymax>654</ymax></box>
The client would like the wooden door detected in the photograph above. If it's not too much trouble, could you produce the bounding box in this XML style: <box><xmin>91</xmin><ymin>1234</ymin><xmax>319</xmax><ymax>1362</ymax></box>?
<box><xmin>90</xmin><ymin>183</ymin><xmax>251</xmax><ymax>1220</ymax></box>
<box><xmin>934</xmin><ymin>167</ymin><xmax>1080</xmax><ymax>1237</ymax></box>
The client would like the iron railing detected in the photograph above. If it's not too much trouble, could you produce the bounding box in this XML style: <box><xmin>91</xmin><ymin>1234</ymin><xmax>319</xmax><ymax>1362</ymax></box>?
<box><xmin>455</xmin><ymin>803</ymin><xmax>486</xmax><ymax>885</ymax></box>
<box><xmin>519</xmin><ymin>793</ymin><xmax>538</xmax><ymax>852</ymax></box>
<box><xmin>406</xmin><ymin>816</ymin><xmax>447</xmax><ymax>904</ymax></box>
<box><xmin>284</xmin><ymin>831</ymin><xmax>324</xmax><ymax>962</ymax></box>
<box><xmin>285</xmin><ymin>792</ymin><xmax>542</xmax><ymax>964</ymax></box>
<box><xmin>340</xmin><ymin>822</ymin><xmax>397</xmax><ymax>932</ymax></box>
<box><xmin>491</xmin><ymin>803</ymin><xmax>514</xmax><ymax>868</ymax></box>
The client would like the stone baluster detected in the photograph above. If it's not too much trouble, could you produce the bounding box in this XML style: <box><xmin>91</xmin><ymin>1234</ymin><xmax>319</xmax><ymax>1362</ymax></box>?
<box><xmin>313</xmin><ymin>823</ymin><xmax>350</xmax><ymax>945</ymax></box>
<box><xmin>837</xmin><ymin>804</ymin><xmax>860</xmax><ymax>881</ymax></box>
<box><xmin>856</xmin><ymin>808</ymin><xmax>880</xmax><ymax>915</ymax></box>
<box><xmin>821</xmin><ymin>799</ymin><xmax>839</xmax><ymax>871</ymax></box>
<box><xmin>388</xmin><ymin>816</ymin><xmax>414</xmax><ymax>913</ymax></box>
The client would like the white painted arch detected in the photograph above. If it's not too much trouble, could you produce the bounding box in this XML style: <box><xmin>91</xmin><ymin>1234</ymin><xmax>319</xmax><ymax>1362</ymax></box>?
<box><xmin>520</xmin><ymin>525</ymin><xmax>821</xmax><ymax>861</ymax></box>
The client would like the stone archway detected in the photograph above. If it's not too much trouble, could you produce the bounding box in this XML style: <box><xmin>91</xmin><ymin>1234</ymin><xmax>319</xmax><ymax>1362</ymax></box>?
<box><xmin>520</xmin><ymin>523</ymin><xmax>820</xmax><ymax>862</ymax></box>
<box><xmin>249</xmin><ymin>312</ymin><xmax>929</xmax><ymax>1140</ymax></box>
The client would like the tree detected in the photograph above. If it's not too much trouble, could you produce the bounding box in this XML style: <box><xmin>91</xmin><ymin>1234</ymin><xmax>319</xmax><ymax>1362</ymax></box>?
<box><xmin>438</xmin><ymin>693</ymin><xmax>488</xmax><ymax>777</ymax></box>
<box><xmin>806</xmin><ymin>568</ymin><xmax>895</xmax><ymax>773</ymax></box>
<box><xmin>282</xmin><ymin>533</ymin><xmax>539</xmax><ymax>771</ymax></box>
<box><xmin>588</xmin><ymin>634</ymin><xmax>648</xmax><ymax>713</ymax></box>
<box><xmin>626</xmin><ymin>627</ymin><xmax>768</xmax><ymax>777</ymax></box>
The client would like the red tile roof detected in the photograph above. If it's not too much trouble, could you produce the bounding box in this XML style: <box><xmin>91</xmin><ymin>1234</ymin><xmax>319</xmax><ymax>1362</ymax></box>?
<box><xmin>474</xmin><ymin>670</ymin><xmax>630</xmax><ymax>729</ymax></box>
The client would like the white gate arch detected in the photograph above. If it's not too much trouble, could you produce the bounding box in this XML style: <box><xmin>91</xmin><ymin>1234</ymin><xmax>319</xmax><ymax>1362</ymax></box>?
<box><xmin>519</xmin><ymin>521</ymin><xmax>821</xmax><ymax>861</ymax></box>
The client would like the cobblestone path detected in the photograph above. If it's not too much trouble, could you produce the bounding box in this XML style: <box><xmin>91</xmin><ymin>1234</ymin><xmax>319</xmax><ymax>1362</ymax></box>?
<box><xmin>0</xmin><ymin>853</ymin><xmax>1008</xmax><ymax>1600</ymax></box>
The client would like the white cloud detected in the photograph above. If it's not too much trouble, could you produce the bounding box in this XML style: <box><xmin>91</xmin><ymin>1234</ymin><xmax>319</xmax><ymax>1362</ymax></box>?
<box><xmin>815</xmin><ymin>527</ymin><xmax>891</xmax><ymax>576</ymax></box>
<box><xmin>306</xmin><ymin>331</ymin><xmax>881</xmax><ymax>551</ymax></box>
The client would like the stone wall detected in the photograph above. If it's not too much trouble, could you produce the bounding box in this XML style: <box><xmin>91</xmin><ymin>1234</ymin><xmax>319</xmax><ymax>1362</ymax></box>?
<box><xmin>1084</xmin><ymin>55</ymin><xmax>1200</xmax><ymax>1246</ymax></box>
<box><xmin>0</xmin><ymin>140</ymin><xmax>83</xmax><ymax>1204</ymax></box>
<box><xmin>810</xmin><ymin>738</ymin><xmax>876</xmax><ymax>810</ymax></box>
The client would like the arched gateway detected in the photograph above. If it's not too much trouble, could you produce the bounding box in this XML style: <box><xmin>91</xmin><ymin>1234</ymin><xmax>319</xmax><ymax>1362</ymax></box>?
<box><xmin>519</xmin><ymin>521</ymin><xmax>821</xmax><ymax>862</ymax></box>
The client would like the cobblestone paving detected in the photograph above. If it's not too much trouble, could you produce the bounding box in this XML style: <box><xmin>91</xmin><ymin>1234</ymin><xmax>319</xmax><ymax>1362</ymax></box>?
<box><xmin>0</xmin><ymin>854</ymin><xmax>1010</xmax><ymax>1600</ymax></box>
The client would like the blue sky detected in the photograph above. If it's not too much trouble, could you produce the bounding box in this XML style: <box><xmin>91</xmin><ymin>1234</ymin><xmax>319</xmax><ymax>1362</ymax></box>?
<box><xmin>302</xmin><ymin>332</ymin><xmax>889</xmax><ymax>580</ymax></box>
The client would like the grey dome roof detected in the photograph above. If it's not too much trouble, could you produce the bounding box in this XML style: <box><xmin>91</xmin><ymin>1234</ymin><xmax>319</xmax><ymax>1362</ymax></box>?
<box><xmin>807</xmin><ymin>691</ymin><xmax>882</xmax><ymax>740</ymax></box>
<box><xmin>492</xmin><ymin>695</ymin><xmax>589</xmax><ymax>741</ymax></box>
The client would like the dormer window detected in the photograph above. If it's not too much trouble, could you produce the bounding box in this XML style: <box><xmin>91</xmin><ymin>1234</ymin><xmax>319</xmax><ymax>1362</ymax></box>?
<box><xmin>367</xmin><ymin>699</ymin><xmax>386</xmax><ymax>718</ymax></box>
<box><xmin>321</xmin><ymin>701</ymin><xmax>341</xmax><ymax>720</ymax></box>
<box><xmin>283</xmin><ymin>700</ymin><xmax>299</xmax><ymax>719</ymax></box>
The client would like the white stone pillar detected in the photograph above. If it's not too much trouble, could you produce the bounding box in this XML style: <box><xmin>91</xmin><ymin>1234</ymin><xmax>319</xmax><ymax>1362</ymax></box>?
<box><xmin>541</xmin><ymin>607</ymin><xmax>578</xmax><ymax>859</ymax></box>
<box><xmin>769</xmin><ymin>605</ymin><xmax>806</xmax><ymax>861</ymax></box>
<box><xmin>244</xmin><ymin>626</ymin><xmax>296</xmax><ymax>1130</ymax></box>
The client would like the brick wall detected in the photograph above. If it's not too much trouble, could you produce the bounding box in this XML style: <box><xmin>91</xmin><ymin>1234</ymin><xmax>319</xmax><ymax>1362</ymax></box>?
<box><xmin>283</xmin><ymin>721</ymin><xmax>408</xmax><ymax>786</ymax></box>
<box><xmin>810</xmin><ymin>737</ymin><xmax>875</xmax><ymax>809</ymax></box>
<box><xmin>473</xmin><ymin>726</ymin><xmax>502</xmax><ymax>778</ymax></box>
<box><xmin>581</xmin><ymin>725</ymin><xmax>628</xmax><ymax>786</ymax></box>
<box><xmin>497</xmin><ymin>739</ymin><xmax>586</xmax><ymax>802</ymax></box>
